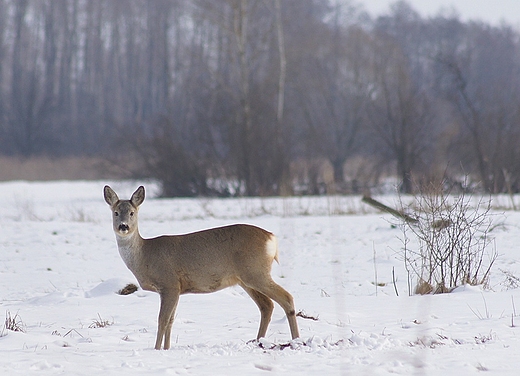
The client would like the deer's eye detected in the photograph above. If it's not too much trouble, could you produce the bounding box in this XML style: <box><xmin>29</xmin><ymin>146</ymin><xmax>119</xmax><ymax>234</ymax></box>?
<box><xmin>130</xmin><ymin>212</ymin><xmax>134</xmax><ymax>217</ymax></box>
<box><xmin>114</xmin><ymin>212</ymin><xmax>119</xmax><ymax>216</ymax></box>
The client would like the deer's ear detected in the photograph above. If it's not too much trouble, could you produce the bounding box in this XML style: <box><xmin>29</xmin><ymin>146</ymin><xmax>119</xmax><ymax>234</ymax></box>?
<box><xmin>131</xmin><ymin>186</ymin><xmax>145</xmax><ymax>207</ymax></box>
<box><xmin>104</xmin><ymin>185</ymin><xmax>119</xmax><ymax>206</ymax></box>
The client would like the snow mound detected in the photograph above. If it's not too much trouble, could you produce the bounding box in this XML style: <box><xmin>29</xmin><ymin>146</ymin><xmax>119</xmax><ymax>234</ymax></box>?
<box><xmin>84</xmin><ymin>278</ymin><xmax>136</xmax><ymax>298</ymax></box>
<box><xmin>27</xmin><ymin>291</ymin><xmax>78</xmax><ymax>305</ymax></box>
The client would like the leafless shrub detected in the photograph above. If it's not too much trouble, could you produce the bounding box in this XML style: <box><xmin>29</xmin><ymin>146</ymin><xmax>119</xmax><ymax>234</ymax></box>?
<box><xmin>398</xmin><ymin>180</ymin><xmax>498</xmax><ymax>295</ymax></box>
<box><xmin>120</xmin><ymin>117</ymin><xmax>218</xmax><ymax>197</ymax></box>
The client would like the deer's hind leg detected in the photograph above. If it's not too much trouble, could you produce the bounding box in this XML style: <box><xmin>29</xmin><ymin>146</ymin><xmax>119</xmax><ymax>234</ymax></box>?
<box><xmin>240</xmin><ymin>283</ymin><xmax>274</xmax><ymax>339</ymax></box>
<box><xmin>242</xmin><ymin>276</ymin><xmax>300</xmax><ymax>340</ymax></box>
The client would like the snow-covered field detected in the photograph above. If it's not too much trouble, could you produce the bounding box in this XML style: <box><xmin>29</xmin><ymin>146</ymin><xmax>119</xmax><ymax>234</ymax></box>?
<box><xmin>1</xmin><ymin>180</ymin><xmax>520</xmax><ymax>375</ymax></box>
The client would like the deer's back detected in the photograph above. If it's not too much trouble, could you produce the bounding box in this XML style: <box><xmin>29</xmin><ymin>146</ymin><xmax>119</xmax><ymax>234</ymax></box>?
<box><xmin>138</xmin><ymin>224</ymin><xmax>277</xmax><ymax>293</ymax></box>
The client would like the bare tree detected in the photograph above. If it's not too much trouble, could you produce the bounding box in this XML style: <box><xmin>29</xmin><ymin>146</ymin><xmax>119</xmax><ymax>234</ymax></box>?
<box><xmin>0</xmin><ymin>0</ymin><xmax>7</xmax><ymax>137</ymax></box>
<box><xmin>8</xmin><ymin>0</ymin><xmax>59</xmax><ymax>156</ymax></box>
<box><xmin>192</xmin><ymin>0</ymin><xmax>306</xmax><ymax>196</ymax></box>
<box><xmin>435</xmin><ymin>24</ymin><xmax>520</xmax><ymax>193</ymax></box>
<box><xmin>0</xmin><ymin>0</ymin><xmax>519</xmax><ymax>197</ymax></box>
<box><xmin>368</xmin><ymin>31</ymin><xmax>434</xmax><ymax>193</ymax></box>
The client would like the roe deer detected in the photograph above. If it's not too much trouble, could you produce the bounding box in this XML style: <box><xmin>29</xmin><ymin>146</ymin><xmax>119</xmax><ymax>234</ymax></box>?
<box><xmin>103</xmin><ymin>185</ymin><xmax>300</xmax><ymax>350</ymax></box>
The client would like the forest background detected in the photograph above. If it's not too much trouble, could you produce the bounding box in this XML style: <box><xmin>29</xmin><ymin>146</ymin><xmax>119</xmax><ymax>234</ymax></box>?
<box><xmin>0</xmin><ymin>0</ymin><xmax>519</xmax><ymax>197</ymax></box>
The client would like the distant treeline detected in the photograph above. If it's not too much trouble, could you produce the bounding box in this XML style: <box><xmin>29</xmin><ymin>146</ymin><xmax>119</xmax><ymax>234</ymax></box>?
<box><xmin>0</xmin><ymin>0</ymin><xmax>519</xmax><ymax>196</ymax></box>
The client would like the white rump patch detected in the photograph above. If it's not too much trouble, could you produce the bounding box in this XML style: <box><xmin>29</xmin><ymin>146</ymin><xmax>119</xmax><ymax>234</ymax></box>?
<box><xmin>265</xmin><ymin>234</ymin><xmax>279</xmax><ymax>263</ymax></box>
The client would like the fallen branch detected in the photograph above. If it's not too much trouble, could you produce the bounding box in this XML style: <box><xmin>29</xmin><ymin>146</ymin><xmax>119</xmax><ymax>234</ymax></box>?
<box><xmin>296</xmin><ymin>311</ymin><xmax>319</xmax><ymax>321</ymax></box>
<box><xmin>362</xmin><ymin>196</ymin><xmax>418</xmax><ymax>224</ymax></box>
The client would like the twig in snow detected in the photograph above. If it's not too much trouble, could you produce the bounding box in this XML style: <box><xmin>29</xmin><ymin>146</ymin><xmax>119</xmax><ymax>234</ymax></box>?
<box><xmin>296</xmin><ymin>310</ymin><xmax>319</xmax><ymax>321</ymax></box>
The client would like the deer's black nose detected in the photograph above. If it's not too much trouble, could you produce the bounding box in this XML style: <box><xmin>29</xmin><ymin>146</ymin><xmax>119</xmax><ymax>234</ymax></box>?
<box><xmin>119</xmin><ymin>224</ymin><xmax>129</xmax><ymax>232</ymax></box>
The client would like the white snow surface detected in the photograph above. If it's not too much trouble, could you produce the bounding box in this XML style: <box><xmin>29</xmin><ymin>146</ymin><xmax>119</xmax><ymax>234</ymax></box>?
<box><xmin>1</xmin><ymin>180</ymin><xmax>520</xmax><ymax>375</ymax></box>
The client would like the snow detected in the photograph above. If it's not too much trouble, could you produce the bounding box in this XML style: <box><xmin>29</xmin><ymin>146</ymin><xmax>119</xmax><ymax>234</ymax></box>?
<box><xmin>1</xmin><ymin>180</ymin><xmax>520</xmax><ymax>374</ymax></box>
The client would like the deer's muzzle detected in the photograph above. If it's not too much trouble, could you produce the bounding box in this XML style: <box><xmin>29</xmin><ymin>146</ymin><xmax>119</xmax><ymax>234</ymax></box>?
<box><xmin>118</xmin><ymin>224</ymin><xmax>130</xmax><ymax>233</ymax></box>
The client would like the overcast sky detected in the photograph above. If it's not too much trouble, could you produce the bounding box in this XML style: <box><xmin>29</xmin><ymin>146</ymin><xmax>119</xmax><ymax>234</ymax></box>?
<box><xmin>360</xmin><ymin>0</ymin><xmax>520</xmax><ymax>27</ymax></box>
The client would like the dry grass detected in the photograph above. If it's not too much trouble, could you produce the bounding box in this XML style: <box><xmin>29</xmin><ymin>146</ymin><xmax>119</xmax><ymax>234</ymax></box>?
<box><xmin>0</xmin><ymin>156</ymin><xmax>126</xmax><ymax>181</ymax></box>
<box><xmin>4</xmin><ymin>311</ymin><xmax>25</xmax><ymax>333</ymax></box>
<box><xmin>118</xmin><ymin>283</ymin><xmax>139</xmax><ymax>295</ymax></box>
<box><xmin>89</xmin><ymin>314</ymin><xmax>113</xmax><ymax>329</ymax></box>
<box><xmin>500</xmin><ymin>269</ymin><xmax>520</xmax><ymax>290</ymax></box>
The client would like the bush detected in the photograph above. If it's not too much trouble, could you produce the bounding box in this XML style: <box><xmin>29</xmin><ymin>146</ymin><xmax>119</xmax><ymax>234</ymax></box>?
<box><xmin>118</xmin><ymin>117</ymin><xmax>221</xmax><ymax>197</ymax></box>
<box><xmin>398</xmin><ymin>181</ymin><xmax>498</xmax><ymax>294</ymax></box>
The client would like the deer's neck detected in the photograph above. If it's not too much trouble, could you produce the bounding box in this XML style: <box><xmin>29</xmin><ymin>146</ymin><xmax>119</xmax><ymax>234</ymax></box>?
<box><xmin>115</xmin><ymin>231</ymin><xmax>143</xmax><ymax>270</ymax></box>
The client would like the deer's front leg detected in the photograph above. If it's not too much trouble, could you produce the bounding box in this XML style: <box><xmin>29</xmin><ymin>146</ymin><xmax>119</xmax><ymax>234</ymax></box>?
<box><xmin>155</xmin><ymin>290</ymin><xmax>179</xmax><ymax>350</ymax></box>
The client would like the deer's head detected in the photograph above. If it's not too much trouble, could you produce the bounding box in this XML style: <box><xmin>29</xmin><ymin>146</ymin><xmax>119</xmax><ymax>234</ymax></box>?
<box><xmin>104</xmin><ymin>185</ymin><xmax>145</xmax><ymax>237</ymax></box>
